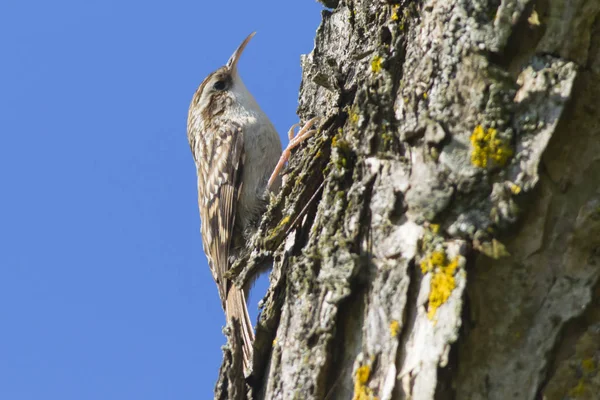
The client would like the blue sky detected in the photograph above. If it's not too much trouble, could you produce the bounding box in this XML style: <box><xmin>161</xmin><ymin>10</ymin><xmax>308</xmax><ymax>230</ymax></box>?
<box><xmin>0</xmin><ymin>1</ymin><xmax>323</xmax><ymax>398</ymax></box>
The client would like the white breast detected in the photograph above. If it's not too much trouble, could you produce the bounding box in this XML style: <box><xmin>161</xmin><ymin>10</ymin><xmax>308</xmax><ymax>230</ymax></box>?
<box><xmin>227</xmin><ymin>73</ymin><xmax>282</xmax><ymax>232</ymax></box>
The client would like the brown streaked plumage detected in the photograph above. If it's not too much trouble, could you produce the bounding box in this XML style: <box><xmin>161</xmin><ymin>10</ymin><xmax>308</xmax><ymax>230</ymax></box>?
<box><xmin>187</xmin><ymin>32</ymin><xmax>319</xmax><ymax>373</ymax></box>
<box><xmin>187</xmin><ymin>32</ymin><xmax>282</xmax><ymax>371</ymax></box>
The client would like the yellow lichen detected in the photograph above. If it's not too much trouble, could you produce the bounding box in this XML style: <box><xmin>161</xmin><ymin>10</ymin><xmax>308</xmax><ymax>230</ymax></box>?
<box><xmin>371</xmin><ymin>56</ymin><xmax>383</xmax><ymax>74</ymax></box>
<box><xmin>268</xmin><ymin>215</ymin><xmax>291</xmax><ymax>240</ymax></box>
<box><xmin>427</xmin><ymin>258</ymin><xmax>458</xmax><ymax>319</ymax></box>
<box><xmin>420</xmin><ymin>251</ymin><xmax>460</xmax><ymax>319</ymax></box>
<box><xmin>420</xmin><ymin>250</ymin><xmax>446</xmax><ymax>274</ymax></box>
<box><xmin>422</xmin><ymin>92</ymin><xmax>428</xmax><ymax>99</ymax></box>
<box><xmin>470</xmin><ymin>125</ymin><xmax>513</xmax><ymax>168</ymax></box>
<box><xmin>353</xmin><ymin>365</ymin><xmax>378</xmax><ymax>400</ymax></box>
<box><xmin>356</xmin><ymin>365</ymin><xmax>370</xmax><ymax>384</ymax></box>
<box><xmin>528</xmin><ymin>9</ymin><xmax>541</xmax><ymax>26</ymax></box>
<box><xmin>389</xmin><ymin>320</ymin><xmax>400</xmax><ymax>337</ymax></box>
<box><xmin>391</xmin><ymin>5</ymin><xmax>400</xmax><ymax>21</ymax></box>
<box><xmin>430</xmin><ymin>224</ymin><xmax>440</xmax><ymax>234</ymax></box>
<box><xmin>278</xmin><ymin>215</ymin><xmax>290</xmax><ymax>227</ymax></box>
<box><xmin>272</xmin><ymin>338</ymin><xmax>277</xmax><ymax>347</ymax></box>
<box><xmin>509</xmin><ymin>183</ymin><xmax>521</xmax><ymax>194</ymax></box>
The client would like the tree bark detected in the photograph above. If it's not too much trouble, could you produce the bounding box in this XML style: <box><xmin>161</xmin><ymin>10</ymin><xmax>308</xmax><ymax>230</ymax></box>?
<box><xmin>215</xmin><ymin>0</ymin><xmax>600</xmax><ymax>399</ymax></box>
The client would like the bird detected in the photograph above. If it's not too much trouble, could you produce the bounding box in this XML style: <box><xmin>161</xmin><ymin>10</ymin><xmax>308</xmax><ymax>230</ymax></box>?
<box><xmin>186</xmin><ymin>32</ymin><xmax>318</xmax><ymax>371</ymax></box>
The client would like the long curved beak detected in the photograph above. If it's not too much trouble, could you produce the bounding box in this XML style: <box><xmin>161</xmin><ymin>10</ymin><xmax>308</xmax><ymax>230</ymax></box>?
<box><xmin>226</xmin><ymin>32</ymin><xmax>256</xmax><ymax>73</ymax></box>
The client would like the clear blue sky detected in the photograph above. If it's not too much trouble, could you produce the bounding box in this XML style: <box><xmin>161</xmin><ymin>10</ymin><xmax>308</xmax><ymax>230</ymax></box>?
<box><xmin>0</xmin><ymin>1</ymin><xmax>323</xmax><ymax>398</ymax></box>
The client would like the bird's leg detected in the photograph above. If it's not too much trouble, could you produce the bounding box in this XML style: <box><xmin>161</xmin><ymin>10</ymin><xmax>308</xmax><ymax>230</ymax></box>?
<box><xmin>267</xmin><ymin>117</ymin><xmax>319</xmax><ymax>189</ymax></box>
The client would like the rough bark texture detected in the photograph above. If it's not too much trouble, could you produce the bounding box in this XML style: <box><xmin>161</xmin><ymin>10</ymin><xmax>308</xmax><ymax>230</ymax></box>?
<box><xmin>214</xmin><ymin>0</ymin><xmax>600</xmax><ymax>399</ymax></box>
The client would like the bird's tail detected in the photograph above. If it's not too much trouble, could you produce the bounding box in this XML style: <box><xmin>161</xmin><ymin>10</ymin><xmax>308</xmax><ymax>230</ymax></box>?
<box><xmin>225</xmin><ymin>286</ymin><xmax>254</xmax><ymax>371</ymax></box>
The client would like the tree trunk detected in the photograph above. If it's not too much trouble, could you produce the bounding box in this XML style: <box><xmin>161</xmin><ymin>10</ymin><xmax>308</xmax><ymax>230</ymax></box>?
<box><xmin>215</xmin><ymin>0</ymin><xmax>600</xmax><ymax>399</ymax></box>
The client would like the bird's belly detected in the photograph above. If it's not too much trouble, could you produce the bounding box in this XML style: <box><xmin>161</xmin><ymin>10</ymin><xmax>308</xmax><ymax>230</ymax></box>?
<box><xmin>236</xmin><ymin>125</ymin><xmax>282</xmax><ymax>233</ymax></box>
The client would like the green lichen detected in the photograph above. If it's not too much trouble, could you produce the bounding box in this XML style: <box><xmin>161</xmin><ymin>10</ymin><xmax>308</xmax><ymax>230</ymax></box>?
<box><xmin>332</xmin><ymin>132</ymin><xmax>351</xmax><ymax>171</ymax></box>
<box><xmin>470</xmin><ymin>125</ymin><xmax>513</xmax><ymax>168</ymax></box>
<box><xmin>582</xmin><ymin>358</ymin><xmax>596</xmax><ymax>373</ymax></box>
<box><xmin>344</xmin><ymin>104</ymin><xmax>360</xmax><ymax>126</ymax></box>
<box><xmin>476</xmin><ymin>238</ymin><xmax>510</xmax><ymax>259</ymax></box>
<box><xmin>543</xmin><ymin>326</ymin><xmax>600</xmax><ymax>398</ymax></box>
<box><xmin>395</xmin><ymin>4</ymin><xmax>416</xmax><ymax>31</ymax></box>
<box><xmin>568</xmin><ymin>358</ymin><xmax>598</xmax><ymax>398</ymax></box>
<box><xmin>380</xmin><ymin>129</ymin><xmax>394</xmax><ymax>149</ymax></box>
<box><xmin>569</xmin><ymin>379</ymin><xmax>586</xmax><ymax>397</ymax></box>
<box><xmin>347</xmin><ymin>5</ymin><xmax>356</xmax><ymax>24</ymax></box>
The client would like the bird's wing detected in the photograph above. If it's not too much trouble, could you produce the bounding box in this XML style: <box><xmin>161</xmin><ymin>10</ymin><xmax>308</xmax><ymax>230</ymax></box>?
<box><xmin>196</xmin><ymin>123</ymin><xmax>244</xmax><ymax>309</ymax></box>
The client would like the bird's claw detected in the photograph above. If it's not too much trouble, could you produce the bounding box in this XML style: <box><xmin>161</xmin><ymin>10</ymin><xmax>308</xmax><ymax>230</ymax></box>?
<box><xmin>267</xmin><ymin>117</ymin><xmax>321</xmax><ymax>189</ymax></box>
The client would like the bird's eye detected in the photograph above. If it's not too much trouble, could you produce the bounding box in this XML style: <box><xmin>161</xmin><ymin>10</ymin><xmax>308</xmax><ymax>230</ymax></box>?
<box><xmin>213</xmin><ymin>80</ymin><xmax>227</xmax><ymax>91</ymax></box>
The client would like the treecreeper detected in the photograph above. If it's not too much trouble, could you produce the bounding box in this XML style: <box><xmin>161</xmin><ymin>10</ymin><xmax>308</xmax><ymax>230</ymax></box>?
<box><xmin>186</xmin><ymin>32</ymin><xmax>318</xmax><ymax>371</ymax></box>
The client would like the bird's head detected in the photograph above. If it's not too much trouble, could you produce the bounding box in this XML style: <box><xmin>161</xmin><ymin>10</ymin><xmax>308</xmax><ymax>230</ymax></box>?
<box><xmin>189</xmin><ymin>32</ymin><xmax>257</xmax><ymax>121</ymax></box>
